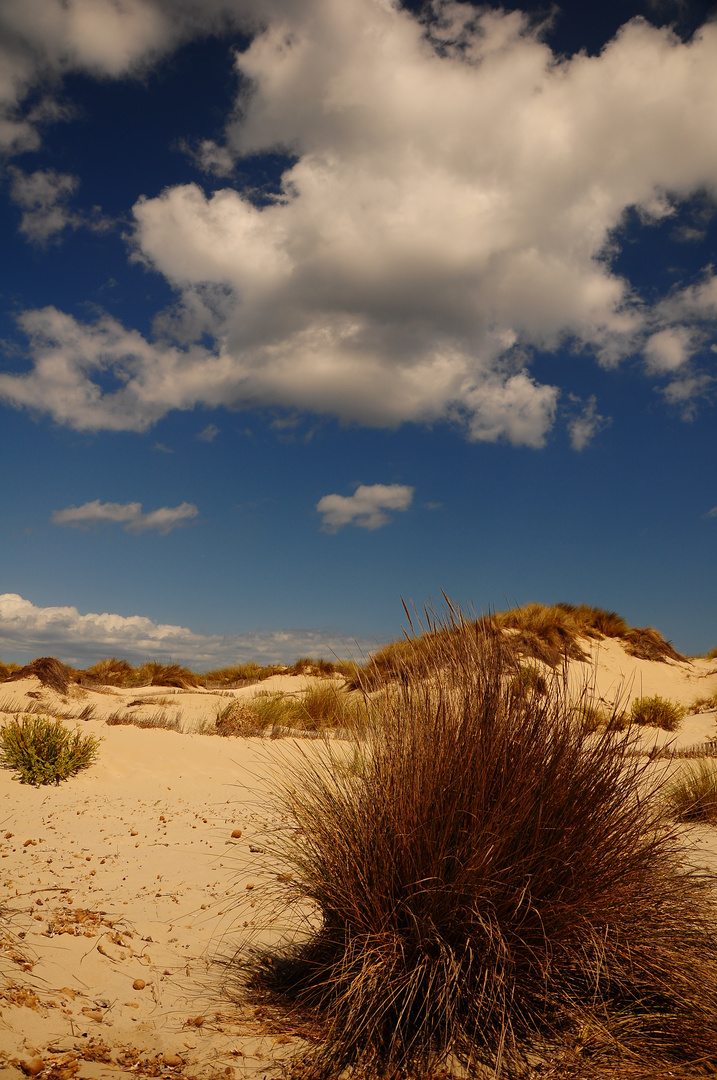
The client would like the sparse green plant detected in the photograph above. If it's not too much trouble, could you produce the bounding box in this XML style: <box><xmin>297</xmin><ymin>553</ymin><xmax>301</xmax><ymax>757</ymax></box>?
<box><xmin>0</xmin><ymin>714</ymin><xmax>101</xmax><ymax>785</ymax></box>
<box><xmin>249</xmin><ymin>607</ymin><xmax>717</xmax><ymax>1079</ymax></box>
<box><xmin>630</xmin><ymin>695</ymin><xmax>686</xmax><ymax>732</ymax></box>
<box><xmin>666</xmin><ymin>760</ymin><xmax>717</xmax><ymax>823</ymax></box>
<box><xmin>705</xmin><ymin>645</ymin><xmax>717</xmax><ymax>660</ymax></box>
<box><xmin>0</xmin><ymin>659</ymin><xmax>20</xmax><ymax>681</ymax></box>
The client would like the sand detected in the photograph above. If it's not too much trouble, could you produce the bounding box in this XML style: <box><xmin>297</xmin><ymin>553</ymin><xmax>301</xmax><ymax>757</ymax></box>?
<box><xmin>0</xmin><ymin>642</ymin><xmax>715</xmax><ymax>1077</ymax></box>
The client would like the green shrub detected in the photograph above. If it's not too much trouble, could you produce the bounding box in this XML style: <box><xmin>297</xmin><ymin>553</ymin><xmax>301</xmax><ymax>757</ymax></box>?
<box><xmin>249</xmin><ymin>608</ymin><xmax>717</xmax><ymax>1078</ymax></box>
<box><xmin>666</xmin><ymin>760</ymin><xmax>717</xmax><ymax>823</ymax></box>
<box><xmin>630</xmin><ymin>695</ymin><xmax>686</xmax><ymax>731</ymax></box>
<box><xmin>0</xmin><ymin>714</ymin><xmax>101</xmax><ymax>785</ymax></box>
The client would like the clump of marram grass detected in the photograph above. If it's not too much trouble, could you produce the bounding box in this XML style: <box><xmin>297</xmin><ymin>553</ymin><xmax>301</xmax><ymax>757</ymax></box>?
<box><xmin>247</xmin><ymin>607</ymin><xmax>717</xmax><ymax>1080</ymax></box>
<box><xmin>666</xmin><ymin>760</ymin><xmax>717</xmax><ymax>823</ymax></box>
<box><xmin>349</xmin><ymin>602</ymin><xmax>685</xmax><ymax>690</ymax></box>
<box><xmin>0</xmin><ymin>714</ymin><xmax>100</xmax><ymax>785</ymax></box>
<box><xmin>630</xmin><ymin>694</ymin><xmax>686</xmax><ymax>731</ymax></box>
<box><xmin>80</xmin><ymin>657</ymin><xmax>202</xmax><ymax>688</ymax></box>
<box><xmin>214</xmin><ymin>682</ymin><xmax>367</xmax><ymax>736</ymax></box>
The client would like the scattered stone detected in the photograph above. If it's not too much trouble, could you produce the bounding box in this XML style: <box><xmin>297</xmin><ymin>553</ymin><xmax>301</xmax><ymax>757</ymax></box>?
<box><xmin>132</xmin><ymin>979</ymin><xmax>146</xmax><ymax>990</ymax></box>
<box><xmin>161</xmin><ymin>1053</ymin><xmax>183</xmax><ymax>1067</ymax></box>
<box><xmin>230</xmin><ymin>829</ymin><xmax>242</xmax><ymax>839</ymax></box>
<box><xmin>21</xmin><ymin>1058</ymin><xmax>45</xmax><ymax>1076</ymax></box>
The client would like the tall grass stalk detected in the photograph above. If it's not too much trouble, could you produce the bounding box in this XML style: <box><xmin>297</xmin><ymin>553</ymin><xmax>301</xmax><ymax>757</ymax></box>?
<box><xmin>251</xmin><ymin>609</ymin><xmax>717</xmax><ymax>1079</ymax></box>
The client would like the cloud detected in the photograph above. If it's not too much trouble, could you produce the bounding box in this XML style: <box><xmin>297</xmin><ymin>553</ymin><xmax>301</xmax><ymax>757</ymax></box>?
<box><xmin>8</xmin><ymin>166</ymin><xmax>111</xmax><ymax>243</ymax></box>
<box><xmin>9</xmin><ymin>167</ymin><xmax>81</xmax><ymax>243</ymax></box>
<box><xmin>644</xmin><ymin>326</ymin><xmax>694</xmax><ymax>373</ymax></box>
<box><xmin>706</xmin><ymin>506</ymin><xmax>717</xmax><ymax>518</ymax></box>
<box><xmin>2</xmin><ymin>2</ymin><xmax>717</xmax><ymax>443</ymax></box>
<box><xmin>567</xmin><ymin>395</ymin><xmax>611</xmax><ymax>451</ymax></box>
<box><xmin>51</xmin><ymin>499</ymin><xmax>199</xmax><ymax>534</ymax></box>
<box><xmin>0</xmin><ymin>0</ymin><xmax>247</xmax><ymax>156</ymax></box>
<box><xmin>0</xmin><ymin>592</ymin><xmax>372</xmax><ymax>666</ymax></box>
<box><xmin>317</xmin><ymin>483</ymin><xmax>414</xmax><ymax>532</ymax></box>
<box><xmin>196</xmin><ymin>422</ymin><xmax>219</xmax><ymax>441</ymax></box>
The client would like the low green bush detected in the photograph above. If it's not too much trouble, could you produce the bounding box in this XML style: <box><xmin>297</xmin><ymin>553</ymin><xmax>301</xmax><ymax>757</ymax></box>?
<box><xmin>630</xmin><ymin>695</ymin><xmax>686</xmax><ymax>731</ymax></box>
<box><xmin>0</xmin><ymin>714</ymin><xmax>101</xmax><ymax>785</ymax></box>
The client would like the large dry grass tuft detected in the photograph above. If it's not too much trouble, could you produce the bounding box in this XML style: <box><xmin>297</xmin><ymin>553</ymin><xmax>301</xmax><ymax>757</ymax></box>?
<box><xmin>249</xmin><ymin>608</ymin><xmax>717</xmax><ymax>1079</ymax></box>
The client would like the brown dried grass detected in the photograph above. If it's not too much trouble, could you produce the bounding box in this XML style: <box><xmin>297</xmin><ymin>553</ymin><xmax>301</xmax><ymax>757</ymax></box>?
<box><xmin>248</xmin><ymin>605</ymin><xmax>717</xmax><ymax>1079</ymax></box>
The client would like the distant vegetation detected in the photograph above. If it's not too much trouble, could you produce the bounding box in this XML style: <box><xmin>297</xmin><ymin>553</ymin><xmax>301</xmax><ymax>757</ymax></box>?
<box><xmin>213</xmin><ymin>681</ymin><xmax>367</xmax><ymax>736</ymax></box>
<box><xmin>0</xmin><ymin>602</ymin><xmax>700</xmax><ymax>704</ymax></box>
<box><xmin>348</xmin><ymin>601</ymin><xmax>686</xmax><ymax>691</ymax></box>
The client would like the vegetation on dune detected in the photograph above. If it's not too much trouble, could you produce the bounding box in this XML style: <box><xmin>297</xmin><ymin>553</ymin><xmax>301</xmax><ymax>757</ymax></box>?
<box><xmin>246</xmin><ymin>608</ymin><xmax>717</xmax><ymax>1079</ymax></box>
<box><xmin>349</xmin><ymin>601</ymin><xmax>685</xmax><ymax>691</ymax></box>
<box><xmin>666</xmin><ymin>760</ymin><xmax>717</xmax><ymax>824</ymax></box>
<box><xmin>81</xmin><ymin>658</ymin><xmax>202</xmax><ymax>688</ymax></box>
<box><xmin>80</xmin><ymin>655</ymin><xmax>347</xmax><ymax>689</ymax></box>
<box><xmin>0</xmin><ymin>659</ymin><xmax>20</xmax><ymax>681</ymax></box>
<box><xmin>630</xmin><ymin>694</ymin><xmax>686</xmax><ymax>732</ymax></box>
<box><xmin>692</xmin><ymin>689</ymin><xmax>717</xmax><ymax>713</ymax></box>
<box><xmin>213</xmin><ymin>681</ymin><xmax>367</xmax><ymax>736</ymax></box>
<box><xmin>0</xmin><ymin>714</ymin><xmax>100</xmax><ymax>785</ymax></box>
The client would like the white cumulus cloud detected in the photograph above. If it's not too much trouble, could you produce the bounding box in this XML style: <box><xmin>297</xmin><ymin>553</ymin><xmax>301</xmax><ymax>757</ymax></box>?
<box><xmin>51</xmin><ymin>499</ymin><xmax>199</xmax><ymax>534</ymax></box>
<box><xmin>317</xmin><ymin>483</ymin><xmax>414</xmax><ymax>532</ymax></box>
<box><xmin>0</xmin><ymin>593</ymin><xmax>371</xmax><ymax>666</ymax></box>
<box><xmin>0</xmin><ymin>1</ymin><xmax>716</xmax><ymax>443</ymax></box>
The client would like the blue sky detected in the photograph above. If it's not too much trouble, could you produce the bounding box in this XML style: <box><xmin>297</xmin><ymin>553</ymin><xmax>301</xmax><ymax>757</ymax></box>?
<box><xmin>0</xmin><ymin>0</ymin><xmax>715</xmax><ymax>666</ymax></box>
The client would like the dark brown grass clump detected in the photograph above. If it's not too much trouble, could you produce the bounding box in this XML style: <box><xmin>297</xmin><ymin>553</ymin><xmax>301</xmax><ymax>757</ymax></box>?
<box><xmin>250</xmin><ymin>608</ymin><xmax>717</xmax><ymax>1079</ymax></box>
<box><xmin>3</xmin><ymin>656</ymin><xmax>77</xmax><ymax>694</ymax></box>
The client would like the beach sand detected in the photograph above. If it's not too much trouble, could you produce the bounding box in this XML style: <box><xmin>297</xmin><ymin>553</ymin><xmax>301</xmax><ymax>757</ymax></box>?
<box><xmin>0</xmin><ymin>642</ymin><xmax>715</xmax><ymax>1077</ymax></box>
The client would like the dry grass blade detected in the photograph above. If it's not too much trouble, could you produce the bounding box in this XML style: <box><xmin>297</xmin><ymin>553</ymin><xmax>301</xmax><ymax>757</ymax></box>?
<box><xmin>246</xmin><ymin>605</ymin><xmax>717</xmax><ymax>1080</ymax></box>
<box><xmin>666</xmin><ymin>760</ymin><xmax>717</xmax><ymax>823</ymax></box>
<box><xmin>105</xmin><ymin>710</ymin><xmax>183</xmax><ymax>732</ymax></box>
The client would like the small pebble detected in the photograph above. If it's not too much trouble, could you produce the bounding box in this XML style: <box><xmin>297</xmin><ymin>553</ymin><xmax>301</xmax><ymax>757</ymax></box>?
<box><xmin>162</xmin><ymin>1053</ymin><xmax>183</xmax><ymax>1067</ymax></box>
<box><xmin>23</xmin><ymin>1059</ymin><xmax>45</xmax><ymax>1076</ymax></box>
<box><xmin>132</xmin><ymin>978</ymin><xmax>146</xmax><ymax>990</ymax></box>
<box><xmin>231</xmin><ymin>829</ymin><xmax>242</xmax><ymax>839</ymax></box>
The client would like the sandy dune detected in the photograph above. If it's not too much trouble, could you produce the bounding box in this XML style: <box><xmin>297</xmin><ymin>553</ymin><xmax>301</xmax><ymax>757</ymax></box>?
<box><xmin>0</xmin><ymin>641</ymin><xmax>715</xmax><ymax>1077</ymax></box>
